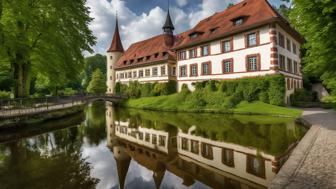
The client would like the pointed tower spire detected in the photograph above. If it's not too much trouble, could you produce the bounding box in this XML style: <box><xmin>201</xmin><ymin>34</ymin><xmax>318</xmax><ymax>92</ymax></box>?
<box><xmin>162</xmin><ymin>1</ymin><xmax>175</xmax><ymax>35</ymax></box>
<box><xmin>107</xmin><ymin>13</ymin><xmax>124</xmax><ymax>52</ymax></box>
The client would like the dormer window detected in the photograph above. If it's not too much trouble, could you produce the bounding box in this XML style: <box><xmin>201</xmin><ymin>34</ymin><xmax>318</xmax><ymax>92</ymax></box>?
<box><xmin>190</xmin><ymin>33</ymin><xmax>199</xmax><ymax>39</ymax></box>
<box><xmin>130</xmin><ymin>59</ymin><xmax>134</xmax><ymax>64</ymax></box>
<box><xmin>146</xmin><ymin>55</ymin><xmax>151</xmax><ymax>60</ymax></box>
<box><xmin>234</xmin><ymin>18</ymin><xmax>243</xmax><ymax>25</ymax></box>
<box><xmin>154</xmin><ymin>53</ymin><xmax>159</xmax><ymax>58</ymax></box>
<box><xmin>162</xmin><ymin>52</ymin><xmax>168</xmax><ymax>58</ymax></box>
<box><xmin>210</xmin><ymin>27</ymin><xmax>218</xmax><ymax>34</ymax></box>
<box><xmin>123</xmin><ymin>61</ymin><xmax>127</xmax><ymax>65</ymax></box>
<box><xmin>138</xmin><ymin>57</ymin><xmax>143</xmax><ymax>62</ymax></box>
<box><xmin>231</xmin><ymin>16</ymin><xmax>248</xmax><ymax>26</ymax></box>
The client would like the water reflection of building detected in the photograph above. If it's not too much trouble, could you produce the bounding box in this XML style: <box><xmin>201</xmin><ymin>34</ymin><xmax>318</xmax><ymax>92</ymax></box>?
<box><xmin>105</xmin><ymin>104</ymin><xmax>291</xmax><ymax>189</ymax></box>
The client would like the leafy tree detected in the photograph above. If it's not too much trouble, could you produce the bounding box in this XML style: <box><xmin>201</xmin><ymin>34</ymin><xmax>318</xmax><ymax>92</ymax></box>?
<box><xmin>82</xmin><ymin>54</ymin><xmax>106</xmax><ymax>89</ymax></box>
<box><xmin>289</xmin><ymin>0</ymin><xmax>336</xmax><ymax>94</ymax></box>
<box><xmin>87</xmin><ymin>69</ymin><xmax>106</xmax><ymax>94</ymax></box>
<box><xmin>0</xmin><ymin>0</ymin><xmax>96</xmax><ymax>97</ymax></box>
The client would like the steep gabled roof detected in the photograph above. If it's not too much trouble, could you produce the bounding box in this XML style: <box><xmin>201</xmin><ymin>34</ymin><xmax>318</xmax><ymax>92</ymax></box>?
<box><xmin>173</xmin><ymin>0</ymin><xmax>304</xmax><ymax>49</ymax></box>
<box><xmin>162</xmin><ymin>9</ymin><xmax>175</xmax><ymax>31</ymax></box>
<box><xmin>115</xmin><ymin>34</ymin><xmax>176</xmax><ymax>69</ymax></box>
<box><xmin>107</xmin><ymin>17</ymin><xmax>124</xmax><ymax>53</ymax></box>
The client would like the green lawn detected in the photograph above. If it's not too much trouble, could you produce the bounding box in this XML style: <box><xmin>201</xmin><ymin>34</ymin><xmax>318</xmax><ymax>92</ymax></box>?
<box><xmin>124</xmin><ymin>94</ymin><xmax>303</xmax><ymax>118</ymax></box>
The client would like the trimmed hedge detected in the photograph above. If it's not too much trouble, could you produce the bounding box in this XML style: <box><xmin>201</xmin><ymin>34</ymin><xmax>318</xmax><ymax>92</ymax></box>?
<box><xmin>215</xmin><ymin>74</ymin><xmax>286</xmax><ymax>106</ymax></box>
<box><xmin>115</xmin><ymin>80</ymin><xmax>177</xmax><ymax>98</ymax></box>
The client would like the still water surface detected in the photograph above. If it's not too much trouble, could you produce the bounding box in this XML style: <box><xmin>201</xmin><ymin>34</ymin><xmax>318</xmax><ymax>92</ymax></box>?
<box><xmin>0</xmin><ymin>101</ymin><xmax>307</xmax><ymax>189</ymax></box>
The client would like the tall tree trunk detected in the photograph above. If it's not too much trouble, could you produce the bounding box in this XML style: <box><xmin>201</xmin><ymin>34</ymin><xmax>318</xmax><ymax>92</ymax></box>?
<box><xmin>13</xmin><ymin>61</ymin><xmax>30</xmax><ymax>98</ymax></box>
<box><xmin>12</xmin><ymin>20</ymin><xmax>31</xmax><ymax>98</ymax></box>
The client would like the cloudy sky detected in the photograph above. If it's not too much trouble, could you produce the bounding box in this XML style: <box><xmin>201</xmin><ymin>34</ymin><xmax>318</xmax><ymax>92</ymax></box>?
<box><xmin>86</xmin><ymin>0</ymin><xmax>286</xmax><ymax>55</ymax></box>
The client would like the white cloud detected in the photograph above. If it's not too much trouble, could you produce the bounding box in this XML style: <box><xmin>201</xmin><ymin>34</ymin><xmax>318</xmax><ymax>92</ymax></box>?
<box><xmin>175</xmin><ymin>0</ymin><xmax>188</xmax><ymax>7</ymax></box>
<box><xmin>188</xmin><ymin>0</ymin><xmax>240</xmax><ymax>27</ymax></box>
<box><xmin>86</xmin><ymin>0</ymin><xmax>239</xmax><ymax>55</ymax></box>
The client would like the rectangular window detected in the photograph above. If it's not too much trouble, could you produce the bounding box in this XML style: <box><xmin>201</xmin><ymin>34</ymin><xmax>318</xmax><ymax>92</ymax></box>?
<box><xmin>180</xmin><ymin>65</ymin><xmax>187</xmax><ymax>77</ymax></box>
<box><xmin>190</xmin><ymin>64</ymin><xmax>198</xmax><ymax>77</ymax></box>
<box><xmin>120</xmin><ymin>73</ymin><xmax>124</xmax><ymax>79</ymax></box>
<box><xmin>179</xmin><ymin>51</ymin><xmax>187</xmax><ymax>60</ymax></box>
<box><xmin>287</xmin><ymin>38</ymin><xmax>291</xmax><ymax>52</ymax></box>
<box><xmin>159</xmin><ymin>136</ymin><xmax>166</xmax><ymax>146</ymax></box>
<box><xmin>133</xmin><ymin>71</ymin><xmax>137</xmax><ymax>78</ymax></box>
<box><xmin>246</xmin><ymin>155</ymin><xmax>265</xmax><ymax>178</ymax></box>
<box><xmin>152</xmin><ymin>67</ymin><xmax>158</xmax><ymax>76</ymax></box>
<box><xmin>294</xmin><ymin>61</ymin><xmax>298</xmax><ymax>74</ymax></box>
<box><xmin>139</xmin><ymin>70</ymin><xmax>144</xmax><ymax>78</ymax></box>
<box><xmin>161</xmin><ymin>66</ymin><xmax>166</xmax><ymax>76</ymax></box>
<box><xmin>138</xmin><ymin>132</ymin><xmax>144</xmax><ymax>140</ymax></box>
<box><xmin>201</xmin><ymin>143</ymin><xmax>213</xmax><ymax>160</ymax></box>
<box><xmin>247</xmin><ymin>32</ymin><xmax>257</xmax><ymax>47</ymax></box>
<box><xmin>246</xmin><ymin>55</ymin><xmax>260</xmax><ymax>71</ymax></box>
<box><xmin>190</xmin><ymin>140</ymin><xmax>199</xmax><ymax>154</ymax></box>
<box><xmin>152</xmin><ymin>134</ymin><xmax>157</xmax><ymax>144</ymax></box>
<box><xmin>145</xmin><ymin>133</ymin><xmax>150</xmax><ymax>142</ymax></box>
<box><xmin>128</xmin><ymin>72</ymin><xmax>132</xmax><ymax>78</ymax></box>
<box><xmin>189</xmin><ymin>48</ymin><xmax>197</xmax><ymax>58</ymax></box>
<box><xmin>222</xmin><ymin>40</ymin><xmax>232</xmax><ymax>52</ymax></box>
<box><xmin>278</xmin><ymin>33</ymin><xmax>285</xmax><ymax>48</ymax></box>
<box><xmin>145</xmin><ymin>69</ymin><xmax>150</xmax><ymax>77</ymax></box>
<box><xmin>201</xmin><ymin>45</ymin><xmax>210</xmax><ymax>56</ymax></box>
<box><xmin>293</xmin><ymin>43</ymin><xmax>297</xmax><ymax>55</ymax></box>
<box><xmin>172</xmin><ymin>67</ymin><xmax>176</xmax><ymax>76</ymax></box>
<box><xmin>201</xmin><ymin>62</ymin><xmax>211</xmax><ymax>75</ymax></box>
<box><xmin>222</xmin><ymin>148</ymin><xmax>234</xmax><ymax>167</ymax></box>
<box><xmin>287</xmin><ymin>58</ymin><xmax>293</xmax><ymax>73</ymax></box>
<box><xmin>223</xmin><ymin>59</ymin><xmax>233</xmax><ymax>73</ymax></box>
<box><xmin>279</xmin><ymin>54</ymin><xmax>286</xmax><ymax>71</ymax></box>
<box><xmin>181</xmin><ymin>138</ymin><xmax>188</xmax><ymax>150</ymax></box>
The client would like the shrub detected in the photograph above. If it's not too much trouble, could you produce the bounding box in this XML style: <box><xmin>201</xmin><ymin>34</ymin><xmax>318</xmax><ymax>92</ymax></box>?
<box><xmin>0</xmin><ymin>91</ymin><xmax>11</xmax><ymax>99</ymax></box>
<box><xmin>115</xmin><ymin>82</ymin><xmax>121</xmax><ymax>94</ymax></box>
<box><xmin>205</xmin><ymin>80</ymin><xmax>218</xmax><ymax>92</ymax></box>
<box><xmin>267</xmin><ymin>74</ymin><xmax>286</xmax><ymax>106</ymax></box>
<box><xmin>62</xmin><ymin>88</ymin><xmax>77</xmax><ymax>96</ymax></box>
<box><xmin>290</xmin><ymin>89</ymin><xmax>319</xmax><ymax>106</ymax></box>
<box><xmin>195</xmin><ymin>82</ymin><xmax>206</xmax><ymax>91</ymax></box>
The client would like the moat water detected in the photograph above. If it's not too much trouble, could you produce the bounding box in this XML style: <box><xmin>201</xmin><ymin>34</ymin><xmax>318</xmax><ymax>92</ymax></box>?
<box><xmin>0</xmin><ymin>101</ymin><xmax>307</xmax><ymax>189</ymax></box>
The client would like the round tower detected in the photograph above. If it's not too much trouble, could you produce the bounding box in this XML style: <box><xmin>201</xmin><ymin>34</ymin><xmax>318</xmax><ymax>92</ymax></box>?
<box><xmin>106</xmin><ymin>16</ymin><xmax>124</xmax><ymax>95</ymax></box>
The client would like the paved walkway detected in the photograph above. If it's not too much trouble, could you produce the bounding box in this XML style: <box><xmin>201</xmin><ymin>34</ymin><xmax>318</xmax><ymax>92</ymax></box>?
<box><xmin>269</xmin><ymin>108</ymin><xmax>336</xmax><ymax>189</ymax></box>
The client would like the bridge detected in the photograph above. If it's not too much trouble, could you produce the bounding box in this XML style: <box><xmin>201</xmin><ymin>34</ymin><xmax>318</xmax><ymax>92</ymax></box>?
<box><xmin>0</xmin><ymin>94</ymin><xmax>126</xmax><ymax>120</ymax></box>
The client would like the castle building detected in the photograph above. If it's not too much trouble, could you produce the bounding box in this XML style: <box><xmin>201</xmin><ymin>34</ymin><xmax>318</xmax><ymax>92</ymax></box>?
<box><xmin>106</xmin><ymin>0</ymin><xmax>304</xmax><ymax>103</ymax></box>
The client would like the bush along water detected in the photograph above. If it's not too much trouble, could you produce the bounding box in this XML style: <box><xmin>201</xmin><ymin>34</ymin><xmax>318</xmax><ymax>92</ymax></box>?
<box><xmin>115</xmin><ymin>80</ymin><xmax>177</xmax><ymax>98</ymax></box>
<box><xmin>121</xmin><ymin>74</ymin><xmax>286</xmax><ymax>109</ymax></box>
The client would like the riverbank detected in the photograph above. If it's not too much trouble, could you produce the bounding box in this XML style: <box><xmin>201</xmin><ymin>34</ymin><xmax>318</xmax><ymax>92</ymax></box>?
<box><xmin>0</xmin><ymin>105</ymin><xmax>85</xmax><ymax>129</ymax></box>
<box><xmin>269</xmin><ymin>108</ymin><xmax>336</xmax><ymax>189</ymax></box>
<box><xmin>123</xmin><ymin>94</ymin><xmax>302</xmax><ymax>118</ymax></box>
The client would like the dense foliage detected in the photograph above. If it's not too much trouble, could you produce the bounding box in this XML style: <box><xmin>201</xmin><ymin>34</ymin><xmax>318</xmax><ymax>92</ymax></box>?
<box><xmin>86</xmin><ymin>69</ymin><xmax>106</xmax><ymax>94</ymax></box>
<box><xmin>116</xmin><ymin>80</ymin><xmax>177</xmax><ymax>98</ymax></box>
<box><xmin>82</xmin><ymin>54</ymin><xmax>106</xmax><ymax>89</ymax></box>
<box><xmin>124</xmin><ymin>75</ymin><xmax>298</xmax><ymax>117</ymax></box>
<box><xmin>0</xmin><ymin>0</ymin><xmax>96</xmax><ymax>97</ymax></box>
<box><xmin>289</xmin><ymin>0</ymin><xmax>336</xmax><ymax>94</ymax></box>
<box><xmin>290</xmin><ymin>89</ymin><xmax>319</xmax><ymax>106</ymax></box>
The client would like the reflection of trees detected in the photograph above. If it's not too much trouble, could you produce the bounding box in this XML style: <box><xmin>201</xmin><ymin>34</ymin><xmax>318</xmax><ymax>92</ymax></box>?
<box><xmin>114</xmin><ymin>108</ymin><xmax>307</xmax><ymax>156</ymax></box>
<box><xmin>83</xmin><ymin>101</ymin><xmax>106</xmax><ymax>145</ymax></box>
<box><xmin>0</xmin><ymin>127</ymin><xmax>99</xmax><ymax>189</ymax></box>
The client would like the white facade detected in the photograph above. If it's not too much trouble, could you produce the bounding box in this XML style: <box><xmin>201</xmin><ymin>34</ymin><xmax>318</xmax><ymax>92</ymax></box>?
<box><xmin>115</xmin><ymin>62</ymin><xmax>176</xmax><ymax>84</ymax></box>
<box><xmin>176</xmin><ymin>25</ymin><xmax>276</xmax><ymax>91</ymax></box>
<box><xmin>106</xmin><ymin>51</ymin><xmax>123</xmax><ymax>94</ymax></box>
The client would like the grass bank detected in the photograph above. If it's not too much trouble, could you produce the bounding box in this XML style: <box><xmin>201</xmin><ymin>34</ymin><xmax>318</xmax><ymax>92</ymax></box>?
<box><xmin>123</xmin><ymin>94</ymin><xmax>302</xmax><ymax>118</ymax></box>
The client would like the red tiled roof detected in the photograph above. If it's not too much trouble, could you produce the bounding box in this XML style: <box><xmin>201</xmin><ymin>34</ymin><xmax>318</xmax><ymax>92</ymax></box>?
<box><xmin>115</xmin><ymin>34</ymin><xmax>176</xmax><ymax>69</ymax></box>
<box><xmin>173</xmin><ymin>0</ymin><xmax>304</xmax><ymax>49</ymax></box>
<box><xmin>115</xmin><ymin>0</ymin><xmax>304</xmax><ymax>69</ymax></box>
